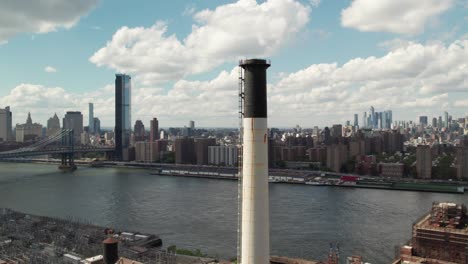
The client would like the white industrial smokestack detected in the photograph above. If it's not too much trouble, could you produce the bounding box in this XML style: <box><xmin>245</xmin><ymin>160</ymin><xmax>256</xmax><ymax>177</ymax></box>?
<box><xmin>240</xmin><ymin>59</ymin><xmax>270</xmax><ymax>264</ymax></box>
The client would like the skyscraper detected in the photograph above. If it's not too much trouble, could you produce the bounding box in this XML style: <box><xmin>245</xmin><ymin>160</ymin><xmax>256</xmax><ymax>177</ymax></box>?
<box><xmin>93</xmin><ymin>117</ymin><xmax>101</xmax><ymax>135</ymax></box>
<box><xmin>115</xmin><ymin>74</ymin><xmax>132</xmax><ymax>161</ymax></box>
<box><xmin>133</xmin><ymin>120</ymin><xmax>145</xmax><ymax>142</ymax></box>
<box><xmin>88</xmin><ymin>103</ymin><xmax>94</xmax><ymax>134</ymax></box>
<box><xmin>63</xmin><ymin>111</ymin><xmax>83</xmax><ymax>143</ymax></box>
<box><xmin>419</xmin><ymin>116</ymin><xmax>428</xmax><ymax>126</ymax></box>
<box><xmin>378</xmin><ymin>112</ymin><xmax>383</xmax><ymax>129</ymax></box>
<box><xmin>363</xmin><ymin>112</ymin><xmax>367</xmax><ymax>128</ymax></box>
<box><xmin>0</xmin><ymin>106</ymin><xmax>12</xmax><ymax>142</ymax></box>
<box><xmin>370</xmin><ymin>106</ymin><xmax>375</xmax><ymax>129</ymax></box>
<box><xmin>432</xmin><ymin>117</ymin><xmax>437</xmax><ymax>128</ymax></box>
<box><xmin>444</xmin><ymin>111</ymin><xmax>449</xmax><ymax>128</ymax></box>
<box><xmin>189</xmin><ymin>120</ymin><xmax>195</xmax><ymax>129</ymax></box>
<box><xmin>354</xmin><ymin>114</ymin><xmax>358</xmax><ymax>127</ymax></box>
<box><xmin>388</xmin><ymin>110</ymin><xmax>393</xmax><ymax>128</ymax></box>
<box><xmin>46</xmin><ymin>113</ymin><xmax>61</xmax><ymax>136</ymax></box>
<box><xmin>150</xmin><ymin>117</ymin><xmax>159</xmax><ymax>142</ymax></box>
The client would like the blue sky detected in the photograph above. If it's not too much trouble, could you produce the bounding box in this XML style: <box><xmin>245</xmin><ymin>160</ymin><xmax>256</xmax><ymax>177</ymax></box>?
<box><xmin>0</xmin><ymin>0</ymin><xmax>467</xmax><ymax>128</ymax></box>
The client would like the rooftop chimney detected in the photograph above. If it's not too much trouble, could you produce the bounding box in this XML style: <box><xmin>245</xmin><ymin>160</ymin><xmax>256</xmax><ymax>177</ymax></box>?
<box><xmin>103</xmin><ymin>237</ymin><xmax>119</xmax><ymax>264</ymax></box>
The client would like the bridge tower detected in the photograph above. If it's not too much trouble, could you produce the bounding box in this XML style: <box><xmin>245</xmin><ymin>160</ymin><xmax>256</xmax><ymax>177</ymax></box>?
<box><xmin>59</xmin><ymin>129</ymin><xmax>77</xmax><ymax>171</ymax></box>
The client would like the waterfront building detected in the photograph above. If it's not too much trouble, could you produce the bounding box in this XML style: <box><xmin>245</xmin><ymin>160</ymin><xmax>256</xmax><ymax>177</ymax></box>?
<box><xmin>88</xmin><ymin>103</ymin><xmax>94</xmax><ymax>134</ymax></box>
<box><xmin>46</xmin><ymin>113</ymin><xmax>61</xmax><ymax>137</ymax></box>
<box><xmin>280</xmin><ymin>146</ymin><xmax>307</xmax><ymax>161</ymax></box>
<box><xmin>349</xmin><ymin>140</ymin><xmax>365</xmax><ymax>158</ymax></box>
<box><xmin>456</xmin><ymin>138</ymin><xmax>468</xmax><ymax>179</ymax></box>
<box><xmin>150</xmin><ymin>117</ymin><xmax>159</xmax><ymax>142</ymax></box>
<box><xmin>115</xmin><ymin>74</ymin><xmax>132</xmax><ymax>161</ymax></box>
<box><xmin>174</xmin><ymin>137</ymin><xmax>195</xmax><ymax>164</ymax></box>
<box><xmin>393</xmin><ymin>202</ymin><xmax>467</xmax><ymax>264</ymax></box>
<box><xmin>194</xmin><ymin>138</ymin><xmax>217</xmax><ymax>165</ymax></box>
<box><xmin>133</xmin><ymin>120</ymin><xmax>146</xmax><ymax>142</ymax></box>
<box><xmin>15</xmin><ymin>113</ymin><xmax>43</xmax><ymax>142</ymax></box>
<box><xmin>0</xmin><ymin>106</ymin><xmax>13</xmax><ymax>142</ymax></box>
<box><xmin>63</xmin><ymin>111</ymin><xmax>83</xmax><ymax>143</ymax></box>
<box><xmin>416</xmin><ymin>145</ymin><xmax>432</xmax><ymax>179</ymax></box>
<box><xmin>307</xmin><ymin>146</ymin><xmax>327</xmax><ymax>166</ymax></box>
<box><xmin>380</xmin><ymin>163</ymin><xmax>404</xmax><ymax>178</ymax></box>
<box><xmin>208</xmin><ymin>145</ymin><xmax>238</xmax><ymax>167</ymax></box>
<box><xmin>135</xmin><ymin>140</ymin><xmax>167</xmax><ymax>162</ymax></box>
<box><xmin>326</xmin><ymin>143</ymin><xmax>348</xmax><ymax>172</ymax></box>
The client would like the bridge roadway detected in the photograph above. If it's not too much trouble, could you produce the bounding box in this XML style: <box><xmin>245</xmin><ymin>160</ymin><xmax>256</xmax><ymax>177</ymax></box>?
<box><xmin>0</xmin><ymin>146</ymin><xmax>115</xmax><ymax>159</ymax></box>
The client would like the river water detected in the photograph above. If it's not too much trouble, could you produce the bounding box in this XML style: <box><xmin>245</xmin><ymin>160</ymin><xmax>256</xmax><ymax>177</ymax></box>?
<box><xmin>0</xmin><ymin>162</ymin><xmax>466</xmax><ymax>263</ymax></box>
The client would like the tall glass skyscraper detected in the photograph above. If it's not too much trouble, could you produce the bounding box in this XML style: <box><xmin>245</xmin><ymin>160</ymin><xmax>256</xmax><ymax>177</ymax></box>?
<box><xmin>115</xmin><ymin>74</ymin><xmax>131</xmax><ymax>161</ymax></box>
<box><xmin>88</xmin><ymin>103</ymin><xmax>94</xmax><ymax>134</ymax></box>
<box><xmin>370</xmin><ymin>106</ymin><xmax>375</xmax><ymax>129</ymax></box>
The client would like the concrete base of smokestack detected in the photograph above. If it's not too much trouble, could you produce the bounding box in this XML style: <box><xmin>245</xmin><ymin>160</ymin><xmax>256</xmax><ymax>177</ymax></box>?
<box><xmin>241</xmin><ymin>117</ymin><xmax>269</xmax><ymax>264</ymax></box>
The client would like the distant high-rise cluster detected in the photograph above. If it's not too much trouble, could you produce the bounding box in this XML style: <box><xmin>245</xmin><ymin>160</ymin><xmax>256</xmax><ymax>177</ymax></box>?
<box><xmin>360</xmin><ymin>106</ymin><xmax>392</xmax><ymax>129</ymax></box>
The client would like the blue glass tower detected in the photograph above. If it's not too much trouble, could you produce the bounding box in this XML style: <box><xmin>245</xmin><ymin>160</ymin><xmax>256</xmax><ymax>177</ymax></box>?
<box><xmin>115</xmin><ymin>74</ymin><xmax>131</xmax><ymax>161</ymax></box>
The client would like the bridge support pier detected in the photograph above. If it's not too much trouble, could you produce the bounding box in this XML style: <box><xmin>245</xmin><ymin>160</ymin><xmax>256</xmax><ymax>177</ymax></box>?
<box><xmin>59</xmin><ymin>152</ymin><xmax>77</xmax><ymax>171</ymax></box>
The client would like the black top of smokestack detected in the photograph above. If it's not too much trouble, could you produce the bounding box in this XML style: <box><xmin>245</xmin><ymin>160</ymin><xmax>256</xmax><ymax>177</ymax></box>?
<box><xmin>103</xmin><ymin>237</ymin><xmax>119</xmax><ymax>264</ymax></box>
<box><xmin>240</xmin><ymin>59</ymin><xmax>270</xmax><ymax>118</ymax></box>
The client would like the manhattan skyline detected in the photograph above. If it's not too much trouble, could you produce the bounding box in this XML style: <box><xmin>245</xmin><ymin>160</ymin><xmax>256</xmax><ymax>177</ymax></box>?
<box><xmin>0</xmin><ymin>0</ymin><xmax>467</xmax><ymax>127</ymax></box>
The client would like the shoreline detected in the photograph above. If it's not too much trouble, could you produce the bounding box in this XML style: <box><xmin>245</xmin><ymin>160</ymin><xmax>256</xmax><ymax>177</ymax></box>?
<box><xmin>1</xmin><ymin>159</ymin><xmax>467</xmax><ymax>195</ymax></box>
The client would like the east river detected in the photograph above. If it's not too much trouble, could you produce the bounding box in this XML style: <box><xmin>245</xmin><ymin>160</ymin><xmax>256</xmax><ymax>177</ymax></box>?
<box><xmin>0</xmin><ymin>162</ymin><xmax>466</xmax><ymax>263</ymax></box>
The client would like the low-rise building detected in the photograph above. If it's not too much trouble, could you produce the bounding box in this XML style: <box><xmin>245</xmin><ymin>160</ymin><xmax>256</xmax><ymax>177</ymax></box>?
<box><xmin>393</xmin><ymin>202</ymin><xmax>468</xmax><ymax>264</ymax></box>
<box><xmin>380</xmin><ymin>163</ymin><xmax>404</xmax><ymax>178</ymax></box>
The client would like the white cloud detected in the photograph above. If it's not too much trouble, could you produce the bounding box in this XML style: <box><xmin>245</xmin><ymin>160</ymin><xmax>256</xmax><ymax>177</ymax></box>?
<box><xmin>0</xmin><ymin>0</ymin><xmax>98</xmax><ymax>42</ymax></box>
<box><xmin>89</xmin><ymin>0</ymin><xmax>310</xmax><ymax>85</ymax></box>
<box><xmin>0</xmin><ymin>84</ymin><xmax>114</xmax><ymax>127</ymax></box>
<box><xmin>5</xmin><ymin>38</ymin><xmax>468</xmax><ymax>127</ymax></box>
<box><xmin>378</xmin><ymin>38</ymin><xmax>415</xmax><ymax>51</ymax></box>
<box><xmin>44</xmin><ymin>66</ymin><xmax>57</xmax><ymax>73</ymax></box>
<box><xmin>268</xmin><ymin>38</ymin><xmax>468</xmax><ymax>125</ymax></box>
<box><xmin>341</xmin><ymin>0</ymin><xmax>454</xmax><ymax>34</ymax></box>
<box><xmin>455</xmin><ymin>99</ymin><xmax>468</xmax><ymax>107</ymax></box>
<box><xmin>309</xmin><ymin>0</ymin><xmax>321</xmax><ymax>8</ymax></box>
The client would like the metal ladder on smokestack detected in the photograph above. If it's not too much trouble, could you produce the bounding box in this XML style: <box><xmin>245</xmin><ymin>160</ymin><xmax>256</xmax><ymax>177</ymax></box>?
<box><xmin>237</xmin><ymin>63</ymin><xmax>245</xmax><ymax>264</ymax></box>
